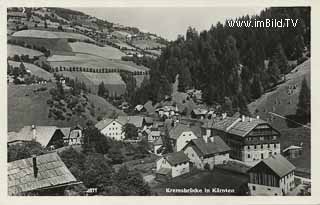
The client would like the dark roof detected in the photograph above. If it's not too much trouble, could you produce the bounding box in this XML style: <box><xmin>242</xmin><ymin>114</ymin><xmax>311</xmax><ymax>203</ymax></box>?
<box><xmin>163</xmin><ymin>151</ymin><xmax>189</xmax><ymax>166</ymax></box>
<box><xmin>187</xmin><ymin>136</ymin><xmax>231</xmax><ymax>157</ymax></box>
<box><xmin>8</xmin><ymin>152</ymin><xmax>78</xmax><ymax>195</ymax></box>
<box><xmin>168</xmin><ymin>123</ymin><xmax>200</xmax><ymax>140</ymax></box>
<box><xmin>248</xmin><ymin>154</ymin><xmax>296</xmax><ymax>178</ymax></box>
<box><xmin>209</xmin><ymin>116</ymin><xmax>269</xmax><ymax>137</ymax></box>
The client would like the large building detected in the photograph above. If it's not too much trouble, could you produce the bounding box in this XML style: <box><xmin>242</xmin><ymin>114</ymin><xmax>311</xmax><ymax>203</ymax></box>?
<box><xmin>202</xmin><ymin>115</ymin><xmax>281</xmax><ymax>164</ymax></box>
<box><xmin>168</xmin><ymin>123</ymin><xmax>200</xmax><ymax>152</ymax></box>
<box><xmin>247</xmin><ymin>154</ymin><xmax>296</xmax><ymax>196</ymax></box>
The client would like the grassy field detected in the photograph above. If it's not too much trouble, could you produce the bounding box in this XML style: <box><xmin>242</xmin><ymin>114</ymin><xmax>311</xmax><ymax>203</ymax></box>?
<box><xmin>248</xmin><ymin>59</ymin><xmax>310</xmax><ymax>130</ymax></box>
<box><xmin>153</xmin><ymin>169</ymin><xmax>249</xmax><ymax>195</ymax></box>
<box><xmin>12</xmin><ymin>29</ymin><xmax>95</xmax><ymax>42</ymax></box>
<box><xmin>10</xmin><ymin>37</ymin><xmax>73</xmax><ymax>55</ymax></box>
<box><xmin>7</xmin><ymin>83</ymin><xmax>124</xmax><ymax>132</ymax></box>
<box><xmin>131</xmin><ymin>39</ymin><xmax>165</xmax><ymax>50</ymax></box>
<box><xmin>69</xmin><ymin>42</ymin><xmax>125</xmax><ymax>60</ymax></box>
<box><xmin>8</xmin><ymin>60</ymin><xmax>54</xmax><ymax>80</ymax></box>
<box><xmin>7</xmin><ymin>44</ymin><xmax>44</xmax><ymax>58</ymax></box>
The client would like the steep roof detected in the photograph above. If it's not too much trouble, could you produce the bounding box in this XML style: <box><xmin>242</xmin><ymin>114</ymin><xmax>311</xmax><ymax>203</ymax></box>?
<box><xmin>249</xmin><ymin>154</ymin><xmax>296</xmax><ymax>178</ymax></box>
<box><xmin>187</xmin><ymin>136</ymin><xmax>231</xmax><ymax>157</ymax></box>
<box><xmin>163</xmin><ymin>151</ymin><xmax>189</xmax><ymax>166</ymax></box>
<box><xmin>8</xmin><ymin>152</ymin><xmax>79</xmax><ymax>196</ymax></box>
<box><xmin>209</xmin><ymin>116</ymin><xmax>269</xmax><ymax>137</ymax></box>
<box><xmin>95</xmin><ymin>118</ymin><xmax>115</xmax><ymax>130</ymax></box>
<box><xmin>8</xmin><ymin>126</ymin><xmax>60</xmax><ymax>147</ymax></box>
<box><xmin>60</xmin><ymin>128</ymin><xmax>71</xmax><ymax>139</ymax></box>
<box><xmin>168</xmin><ymin>123</ymin><xmax>200</xmax><ymax>140</ymax></box>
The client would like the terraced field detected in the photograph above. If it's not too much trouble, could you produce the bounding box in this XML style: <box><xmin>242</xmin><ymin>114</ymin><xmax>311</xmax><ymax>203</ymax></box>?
<box><xmin>8</xmin><ymin>60</ymin><xmax>54</xmax><ymax>80</ymax></box>
<box><xmin>131</xmin><ymin>39</ymin><xmax>165</xmax><ymax>50</ymax></box>
<box><xmin>7</xmin><ymin>44</ymin><xmax>44</xmax><ymax>57</ymax></box>
<box><xmin>12</xmin><ymin>29</ymin><xmax>95</xmax><ymax>42</ymax></box>
<box><xmin>69</xmin><ymin>42</ymin><xmax>125</xmax><ymax>60</ymax></box>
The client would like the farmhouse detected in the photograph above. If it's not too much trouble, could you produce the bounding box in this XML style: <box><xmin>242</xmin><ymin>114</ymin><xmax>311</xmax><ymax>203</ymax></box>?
<box><xmin>247</xmin><ymin>154</ymin><xmax>295</xmax><ymax>196</ymax></box>
<box><xmin>8</xmin><ymin>152</ymin><xmax>82</xmax><ymax>196</ymax></box>
<box><xmin>202</xmin><ymin>115</ymin><xmax>281</xmax><ymax>164</ymax></box>
<box><xmin>282</xmin><ymin>145</ymin><xmax>303</xmax><ymax>159</ymax></box>
<box><xmin>8</xmin><ymin>125</ymin><xmax>66</xmax><ymax>149</ymax></box>
<box><xmin>183</xmin><ymin>135</ymin><xmax>230</xmax><ymax>170</ymax></box>
<box><xmin>95</xmin><ymin>116</ymin><xmax>145</xmax><ymax>141</ymax></box>
<box><xmin>168</xmin><ymin>123</ymin><xmax>200</xmax><ymax>152</ymax></box>
<box><xmin>156</xmin><ymin>151</ymin><xmax>190</xmax><ymax>180</ymax></box>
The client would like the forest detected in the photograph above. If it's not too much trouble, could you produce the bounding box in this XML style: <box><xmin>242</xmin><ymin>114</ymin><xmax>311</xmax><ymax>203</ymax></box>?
<box><xmin>130</xmin><ymin>7</ymin><xmax>310</xmax><ymax>115</ymax></box>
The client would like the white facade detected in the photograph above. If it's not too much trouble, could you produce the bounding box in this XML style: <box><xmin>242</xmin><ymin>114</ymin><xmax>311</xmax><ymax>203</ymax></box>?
<box><xmin>156</xmin><ymin>157</ymin><xmax>190</xmax><ymax>178</ymax></box>
<box><xmin>242</xmin><ymin>143</ymin><xmax>281</xmax><ymax>164</ymax></box>
<box><xmin>248</xmin><ymin>171</ymin><xmax>295</xmax><ymax>196</ymax></box>
<box><xmin>175</xmin><ymin>131</ymin><xmax>198</xmax><ymax>152</ymax></box>
<box><xmin>100</xmin><ymin>120</ymin><xmax>124</xmax><ymax>141</ymax></box>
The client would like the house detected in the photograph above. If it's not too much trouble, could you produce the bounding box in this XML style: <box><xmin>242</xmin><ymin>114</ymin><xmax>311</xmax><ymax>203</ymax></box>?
<box><xmin>183</xmin><ymin>135</ymin><xmax>230</xmax><ymax>170</ymax></box>
<box><xmin>147</xmin><ymin>128</ymin><xmax>161</xmax><ymax>142</ymax></box>
<box><xmin>61</xmin><ymin>127</ymin><xmax>71</xmax><ymax>145</ymax></box>
<box><xmin>95</xmin><ymin>116</ymin><xmax>145</xmax><ymax>141</ymax></box>
<box><xmin>135</xmin><ymin>104</ymin><xmax>145</xmax><ymax>112</ymax></box>
<box><xmin>156</xmin><ymin>151</ymin><xmax>190</xmax><ymax>180</ymax></box>
<box><xmin>247</xmin><ymin>154</ymin><xmax>295</xmax><ymax>196</ymax></box>
<box><xmin>191</xmin><ymin>108</ymin><xmax>208</xmax><ymax>119</ymax></box>
<box><xmin>168</xmin><ymin>123</ymin><xmax>200</xmax><ymax>152</ymax></box>
<box><xmin>68</xmin><ymin>126</ymin><xmax>83</xmax><ymax>145</ymax></box>
<box><xmin>283</xmin><ymin>145</ymin><xmax>303</xmax><ymax>159</ymax></box>
<box><xmin>203</xmin><ymin>115</ymin><xmax>281</xmax><ymax>164</ymax></box>
<box><xmin>8</xmin><ymin>152</ymin><xmax>83</xmax><ymax>196</ymax></box>
<box><xmin>8</xmin><ymin>125</ymin><xmax>66</xmax><ymax>149</ymax></box>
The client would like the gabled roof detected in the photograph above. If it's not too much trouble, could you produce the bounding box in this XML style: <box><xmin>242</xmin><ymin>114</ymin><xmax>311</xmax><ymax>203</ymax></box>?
<box><xmin>95</xmin><ymin>118</ymin><xmax>115</xmax><ymax>130</ymax></box>
<box><xmin>163</xmin><ymin>151</ymin><xmax>189</xmax><ymax>166</ymax></box>
<box><xmin>8</xmin><ymin>126</ymin><xmax>60</xmax><ymax>147</ymax></box>
<box><xmin>283</xmin><ymin>145</ymin><xmax>303</xmax><ymax>153</ymax></box>
<box><xmin>168</xmin><ymin>123</ymin><xmax>200</xmax><ymax>140</ymax></box>
<box><xmin>209</xmin><ymin>116</ymin><xmax>270</xmax><ymax>137</ymax></box>
<box><xmin>154</xmin><ymin>136</ymin><xmax>163</xmax><ymax>146</ymax></box>
<box><xmin>186</xmin><ymin>136</ymin><xmax>231</xmax><ymax>157</ymax></box>
<box><xmin>248</xmin><ymin>154</ymin><xmax>296</xmax><ymax>178</ymax></box>
<box><xmin>60</xmin><ymin>128</ymin><xmax>71</xmax><ymax>139</ymax></box>
<box><xmin>118</xmin><ymin>116</ymin><xmax>144</xmax><ymax>128</ymax></box>
<box><xmin>8</xmin><ymin>152</ymin><xmax>79</xmax><ymax>195</ymax></box>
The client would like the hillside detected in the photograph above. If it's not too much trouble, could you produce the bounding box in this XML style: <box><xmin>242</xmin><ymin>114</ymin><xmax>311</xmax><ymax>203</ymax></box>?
<box><xmin>8</xmin><ymin>83</ymin><xmax>125</xmax><ymax>132</ymax></box>
<box><xmin>248</xmin><ymin>59</ymin><xmax>310</xmax><ymax>130</ymax></box>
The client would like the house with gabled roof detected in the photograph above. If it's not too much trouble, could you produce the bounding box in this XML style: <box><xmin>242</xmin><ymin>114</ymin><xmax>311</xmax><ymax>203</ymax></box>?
<box><xmin>156</xmin><ymin>151</ymin><xmax>190</xmax><ymax>179</ymax></box>
<box><xmin>8</xmin><ymin>152</ymin><xmax>83</xmax><ymax>196</ymax></box>
<box><xmin>182</xmin><ymin>135</ymin><xmax>230</xmax><ymax>170</ymax></box>
<box><xmin>8</xmin><ymin>125</ymin><xmax>66</xmax><ymax>149</ymax></box>
<box><xmin>247</xmin><ymin>154</ymin><xmax>295</xmax><ymax>196</ymax></box>
<box><xmin>203</xmin><ymin>115</ymin><xmax>281</xmax><ymax>164</ymax></box>
<box><xmin>168</xmin><ymin>123</ymin><xmax>200</xmax><ymax>152</ymax></box>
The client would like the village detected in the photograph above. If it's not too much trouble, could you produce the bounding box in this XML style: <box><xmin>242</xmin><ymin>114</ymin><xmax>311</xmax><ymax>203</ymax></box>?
<box><xmin>6</xmin><ymin>7</ymin><xmax>311</xmax><ymax>196</ymax></box>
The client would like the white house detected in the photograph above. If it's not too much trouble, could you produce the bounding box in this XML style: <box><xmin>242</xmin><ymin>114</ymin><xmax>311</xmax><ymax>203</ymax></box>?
<box><xmin>156</xmin><ymin>151</ymin><xmax>190</xmax><ymax>179</ymax></box>
<box><xmin>247</xmin><ymin>154</ymin><xmax>296</xmax><ymax>196</ymax></box>
<box><xmin>183</xmin><ymin>135</ymin><xmax>230</xmax><ymax>170</ymax></box>
<box><xmin>168</xmin><ymin>123</ymin><xmax>199</xmax><ymax>152</ymax></box>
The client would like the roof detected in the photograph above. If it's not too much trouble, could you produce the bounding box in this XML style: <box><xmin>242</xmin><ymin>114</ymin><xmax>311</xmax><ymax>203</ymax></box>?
<box><xmin>8</xmin><ymin>152</ymin><xmax>78</xmax><ymax>195</ymax></box>
<box><xmin>8</xmin><ymin>126</ymin><xmax>60</xmax><ymax>147</ymax></box>
<box><xmin>118</xmin><ymin>116</ymin><xmax>144</xmax><ymax>128</ymax></box>
<box><xmin>168</xmin><ymin>123</ymin><xmax>200</xmax><ymax>140</ymax></box>
<box><xmin>163</xmin><ymin>151</ymin><xmax>189</xmax><ymax>166</ymax></box>
<box><xmin>95</xmin><ymin>118</ymin><xmax>115</xmax><ymax>130</ymax></box>
<box><xmin>156</xmin><ymin>168</ymin><xmax>171</xmax><ymax>175</ymax></box>
<box><xmin>144</xmin><ymin>117</ymin><xmax>154</xmax><ymax>124</ymax></box>
<box><xmin>283</xmin><ymin>145</ymin><xmax>303</xmax><ymax>153</ymax></box>
<box><xmin>186</xmin><ymin>136</ymin><xmax>231</xmax><ymax>157</ymax></box>
<box><xmin>248</xmin><ymin>154</ymin><xmax>296</xmax><ymax>178</ymax></box>
<box><xmin>192</xmin><ymin>108</ymin><xmax>208</xmax><ymax>115</ymax></box>
<box><xmin>209</xmin><ymin>116</ymin><xmax>269</xmax><ymax>137</ymax></box>
<box><xmin>69</xmin><ymin>130</ymin><xmax>81</xmax><ymax>139</ymax></box>
<box><xmin>60</xmin><ymin>128</ymin><xmax>71</xmax><ymax>139</ymax></box>
<box><xmin>144</xmin><ymin>101</ymin><xmax>156</xmax><ymax>113</ymax></box>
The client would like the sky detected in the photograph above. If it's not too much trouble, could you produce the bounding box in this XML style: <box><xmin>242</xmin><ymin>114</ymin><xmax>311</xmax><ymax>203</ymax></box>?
<box><xmin>72</xmin><ymin>7</ymin><xmax>265</xmax><ymax>41</ymax></box>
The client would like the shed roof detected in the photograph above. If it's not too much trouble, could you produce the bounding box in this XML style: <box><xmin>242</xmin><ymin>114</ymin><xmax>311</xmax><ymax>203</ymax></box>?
<box><xmin>249</xmin><ymin>154</ymin><xmax>296</xmax><ymax>178</ymax></box>
<box><xmin>163</xmin><ymin>151</ymin><xmax>189</xmax><ymax>166</ymax></box>
<box><xmin>187</xmin><ymin>136</ymin><xmax>231</xmax><ymax>157</ymax></box>
<box><xmin>8</xmin><ymin>152</ymin><xmax>78</xmax><ymax>195</ymax></box>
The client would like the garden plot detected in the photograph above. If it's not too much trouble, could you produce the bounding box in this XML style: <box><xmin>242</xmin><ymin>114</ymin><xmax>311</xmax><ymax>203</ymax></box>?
<box><xmin>7</xmin><ymin>44</ymin><xmax>44</xmax><ymax>58</ymax></box>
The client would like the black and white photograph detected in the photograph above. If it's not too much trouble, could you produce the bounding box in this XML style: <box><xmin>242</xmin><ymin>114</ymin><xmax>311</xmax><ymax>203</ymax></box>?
<box><xmin>6</xmin><ymin>3</ymin><xmax>312</xmax><ymax>198</ymax></box>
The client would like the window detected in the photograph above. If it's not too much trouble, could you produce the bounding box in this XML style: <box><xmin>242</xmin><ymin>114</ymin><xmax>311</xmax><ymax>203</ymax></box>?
<box><xmin>254</xmin><ymin>145</ymin><xmax>257</xmax><ymax>149</ymax></box>
<box><xmin>261</xmin><ymin>153</ymin><xmax>264</xmax><ymax>159</ymax></box>
<box><xmin>261</xmin><ymin>144</ymin><xmax>263</xmax><ymax>149</ymax></box>
<box><xmin>268</xmin><ymin>144</ymin><xmax>270</xmax><ymax>148</ymax></box>
<box><xmin>274</xmin><ymin>144</ymin><xmax>276</xmax><ymax>148</ymax></box>
<box><xmin>248</xmin><ymin>154</ymin><xmax>251</xmax><ymax>158</ymax></box>
<box><xmin>247</xmin><ymin>145</ymin><xmax>250</xmax><ymax>150</ymax></box>
<box><xmin>274</xmin><ymin>152</ymin><xmax>277</xmax><ymax>155</ymax></box>
<box><xmin>260</xmin><ymin>136</ymin><xmax>264</xmax><ymax>141</ymax></box>
<box><xmin>252</xmin><ymin>186</ymin><xmax>256</xmax><ymax>191</ymax></box>
<box><xmin>113</xmin><ymin>123</ymin><xmax>115</xmax><ymax>125</ymax></box>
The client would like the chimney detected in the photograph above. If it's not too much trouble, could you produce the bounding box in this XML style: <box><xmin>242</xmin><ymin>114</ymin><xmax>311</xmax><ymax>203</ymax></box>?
<box><xmin>241</xmin><ymin>115</ymin><xmax>245</xmax><ymax>122</ymax></box>
<box><xmin>31</xmin><ymin>125</ymin><xmax>36</xmax><ymax>141</ymax></box>
<box><xmin>32</xmin><ymin>155</ymin><xmax>38</xmax><ymax>178</ymax></box>
<box><xmin>256</xmin><ymin>115</ymin><xmax>260</xmax><ymax>120</ymax></box>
